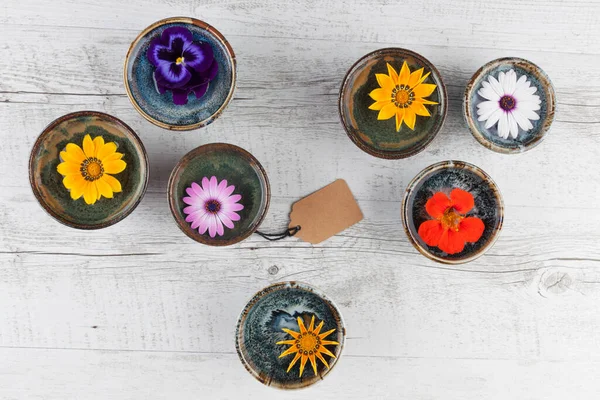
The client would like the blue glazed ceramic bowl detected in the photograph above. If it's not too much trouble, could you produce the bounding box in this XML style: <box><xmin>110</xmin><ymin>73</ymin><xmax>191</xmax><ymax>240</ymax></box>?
<box><xmin>236</xmin><ymin>282</ymin><xmax>345</xmax><ymax>389</ymax></box>
<box><xmin>464</xmin><ymin>57</ymin><xmax>555</xmax><ymax>153</ymax></box>
<box><xmin>402</xmin><ymin>161</ymin><xmax>504</xmax><ymax>264</ymax></box>
<box><xmin>124</xmin><ymin>17</ymin><xmax>236</xmax><ymax>130</ymax></box>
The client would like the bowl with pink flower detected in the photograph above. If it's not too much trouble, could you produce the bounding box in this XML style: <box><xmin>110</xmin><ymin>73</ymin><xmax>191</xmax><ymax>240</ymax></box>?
<box><xmin>124</xmin><ymin>17</ymin><xmax>235</xmax><ymax>130</ymax></box>
<box><xmin>168</xmin><ymin>143</ymin><xmax>270</xmax><ymax>246</ymax></box>
<box><xmin>464</xmin><ymin>57</ymin><xmax>555</xmax><ymax>154</ymax></box>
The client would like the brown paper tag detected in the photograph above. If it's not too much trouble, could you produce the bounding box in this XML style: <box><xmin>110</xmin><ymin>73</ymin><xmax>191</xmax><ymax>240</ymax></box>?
<box><xmin>289</xmin><ymin>179</ymin><xmax>363</xmax><ymax>244</ymax></box>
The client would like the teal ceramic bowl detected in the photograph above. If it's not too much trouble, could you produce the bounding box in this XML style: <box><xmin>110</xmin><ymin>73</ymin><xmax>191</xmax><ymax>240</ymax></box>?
<box><xmin>168</xmin><ymin>143</ymin><xmax>270</xmax><ymax>246</ymax></box>
<box><xmin>464</xmin><ymin>57</ymin><xmax>555</xmax><ymax>153</ymax></box>
<box><xmin>339</xmin><ymin>48</ymin><xmax>447</xmax><ymax>159</ymax></box>
<box><xmin>124</xmin><ymin>17</ymin><xmax>236</xmax><ymax>130</ymax></box>
<box><xmin>402</xmin><ymin>161</ymin><xmax>504</xmax><ymax>264</ymax></box>
<box><xmin>29</xmin><ymin>111</ymin><xmax>149</xmax><ymax>229</ymax></box>
<box><xmin>235</xmin><ymin>282</ymin><xmax>345</xmax><ymax>389</ymax></box>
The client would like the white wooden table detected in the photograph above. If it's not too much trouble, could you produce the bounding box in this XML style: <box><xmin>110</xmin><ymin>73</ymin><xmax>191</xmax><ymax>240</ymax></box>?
<box><xmin>2</xmin><ymin>1</ymin><xmax>600</xmax><ymax>398</ymax></box>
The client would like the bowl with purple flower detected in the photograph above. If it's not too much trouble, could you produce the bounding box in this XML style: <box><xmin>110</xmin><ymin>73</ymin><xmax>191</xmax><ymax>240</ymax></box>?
<box><xmin>125</xmin><ymin>17</ymin><xmax>236</xmax><ymax>130</ymax></box>
<box><xmin>168</xmin><ymin>143</ymin><xmax>270</xmax><ymax>246</ymax></box>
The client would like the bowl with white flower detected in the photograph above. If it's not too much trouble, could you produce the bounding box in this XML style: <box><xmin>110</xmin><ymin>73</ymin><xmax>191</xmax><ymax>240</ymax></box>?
<box><xmin>463</xmin><ymin>57</ymin><xmax>555</xmax><ymax>154</ymax></box>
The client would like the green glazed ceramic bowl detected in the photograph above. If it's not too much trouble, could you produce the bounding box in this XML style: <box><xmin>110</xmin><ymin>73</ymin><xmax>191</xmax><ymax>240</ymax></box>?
<box><xmin>402</xmin><ymin>160</ymin><xmax>504</xmax><ymax>264</ymax></box>
<box><xmin>339</xmin><ymin>48</ymin><xmax>447</xmax><ymax>159</ymax></box>
<box><xmin>29</xmin><ymin>111</ymin><xmax>149</xmax><ymax>229</ymax></box>
<box><xmin>464</xmin><ymin>57</ymin><xmax>556</xmax><ymax>154</ymax></box>
<box><xmin>168</xmin><ymin>143</ymin><xmax>270</xmax><ymax>246</ymax></box>
<box><xmin>235</xmin><ymin>281</ymin><xmax>345</xmax><ymax>389</ymax></box>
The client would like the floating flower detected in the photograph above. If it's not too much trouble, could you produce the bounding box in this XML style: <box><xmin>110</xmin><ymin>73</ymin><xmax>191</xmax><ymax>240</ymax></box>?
<box><xmin>57</xmin><ymin>134</ymin><xmax>126</xmax><ymax>205</ymax></box>
<box><xmin>476</xmin><ymin>69</ymin><xmax>541</xmax><ymax>139</ymax></box>
<box><xmin>182</xmin><ymin>176</ymin><xmax>244</xmax><ymax>238</ymax></box>
<box><xmin>147</xmin><ymin>26</ymin><xmax>218</xmax><ymax>105</ymax></box>
<box><xmin>368</xmin><ymin>62</ymin><xmax>438</xmax><ymax>131</ymax></box>
<box><xmin>418</xmin><ymin>188</ymin><xmax>485</xmax><ymax>255</ymax></box>
<box><xmin>277</xmin><ymin>315</ymin><xmax>339</xmax><ymax>377</ymax></box>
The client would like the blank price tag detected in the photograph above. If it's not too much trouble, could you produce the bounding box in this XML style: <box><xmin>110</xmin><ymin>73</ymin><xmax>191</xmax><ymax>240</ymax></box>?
<box><xmin>289</xmin><ymin>179</ymin><xmax>363</xmax><ymax>244</ymax></box>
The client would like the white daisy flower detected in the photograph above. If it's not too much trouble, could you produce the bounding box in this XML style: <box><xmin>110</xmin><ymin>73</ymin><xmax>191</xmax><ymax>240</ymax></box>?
<box><xmin>476</xmin><ymin>69</ymin><xmax>541</xmax><ymax>139</ymax></box>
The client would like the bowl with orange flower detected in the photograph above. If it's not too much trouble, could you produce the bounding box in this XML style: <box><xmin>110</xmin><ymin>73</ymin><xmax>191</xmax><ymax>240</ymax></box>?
<box><xmin>402</xmin><ymin>161</ymin><xmax>504</xmax><ymax>264</ymax></box>
<box><xmin>339</xmin><ymin>48</ymin><xmax>447</xmax><ymax>159</ymax></box>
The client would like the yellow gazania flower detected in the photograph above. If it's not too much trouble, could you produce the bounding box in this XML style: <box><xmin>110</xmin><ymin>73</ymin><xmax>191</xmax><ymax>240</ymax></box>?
<box><xmin>277</xmin><ymin>315</ymin><xmax>339</xmax><ymax>377</ymax></box>
<box><xmin>57</xmin><ymin>134</ymin><xmax>127</xmax><ymax>205</ymax></box>
<box><xmin>369</xmin><ymin>62</ymin><xmax>438</xmax><ymax>131</ymax></box>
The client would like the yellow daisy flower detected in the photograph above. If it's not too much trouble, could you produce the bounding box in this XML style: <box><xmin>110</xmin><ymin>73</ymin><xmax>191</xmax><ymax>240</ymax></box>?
<box><xmin>57</xmin><ymin>134</ymin><xmax>127</xmax><ymax>205</ymax></box>
<box><xmin>276</xmin><ymin>315</ymin><xmax>339</xmax><ymax>377</ymax></box>
<box><xmin>369</xmin><ymin>61</ymin><xmax>438</xmax><ymax>131</ymax></box>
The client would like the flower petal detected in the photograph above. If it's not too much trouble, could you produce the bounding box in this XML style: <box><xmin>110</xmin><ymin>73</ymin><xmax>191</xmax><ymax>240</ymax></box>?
<box><xmin>222</xmin><ymin>184</ymin><xmax>235</xmax><ymax>198</ymax></box>
<box><xmin>407</xmin><ymin>67</ymin><xmax>424</xmax><ymax>88</ymax></box>
<box><xmin>161</xmin><ymin>26</ymin><xmax>193</xmax><ymax>49</ymax></box>
<box><xmin>418</xmin><ymin>220</ymin><xmax>445</xmax><ymax>247</ymax></box>
<box><xmin>215</xmin><ymin>217</ymin><xmax>224</xmax><ymax>236</ymax></box>
<box><xmin>192</xmin><ymin>83</ymin><xmax>209</xmax><ymax>99</ymax></box>
<box><xmin>209</xmin><ymin>176</ymin><xmax>218</xmax><ymax>198</ymax></box>
<box><xmin>497</xmin><ymin>112</ymin><xmax>509</xmax><ymax>139</ymax></box>
<box><xmin>171</xmin><ymin>88</ymin><xmax>190</xmax><ymax>105</ymax></box>
<box><xmin>102</xmin><ymin>174</ymin><xmax>122</xmax><ymax>193</ymax></box>
<box><xmin>92</xmin><ymin>136</ymin><xmax>105</xmax><ymax>157</ymax></box>
<box><xmin>95</xmin><ymin>177</ymin><xmax>114</xmax><ymax>199</ymax></box>
<box><xmin>215</xmin><ymin>179</ymin><xmax>228</xmax><ymax>198</ymax></box>
<box><xmin>404</xmin><ymin>108</ymin><xmax>416</xmax><ymax>130</ymax></box>
<box><xmin>61</xmin><ymin>143</ymin><xmax>86</xmax><ymax>164</ymax></box>
<box><xmin>183</xmin><ymin>41</ymin><xmax>214</xmax><ymax>73</ymax></box>
<box><xmin>412</xmin><ymin>101</ymin><xmax>431</xmax><ymax>117</ymax></box>
<box><xmin>377</xmin><ymin>103</ymin><xmax>397</xmax><ymax>120</ymax></box>
<box><xmin>225</xmin><ymin>211</ymin><xmax>241</xmax><ymax>221</ymax></box>
<box><xmin>398</xmin><ymin>61</ymin><xmax>410</xmax><ymax>85</ymax></box>
<box><xmin>477</xmin><ymin>101</ymin><xmax>500</xmax><ymax>121</ymax></box>
<box><xmin>438</xmin><ymin>229</ymin><xmax>466</xmax><ymax>255</ymax></box>
<box><xmin>511</xmin><ymin>108</ymin><xmax>534</xmax><ymax>131</ymax></box>
<box><xmin>369</xmin><ymin>88</ymin><xmax>388</xmax><ymax>102</ymax></box>
<box><xmin>97</xmin><ymin>142</ymin><xmax>117</xmax><ymax>161</ymax></box>
<box><xmin>201</xmin><ymin>177</ymin><xmax>210</xmax><ymax>192</ymax></box>
<box><xmin>369</xmin><ymin>100</ymin><xmax>390</xmax><ymax>111</ymax></box>
<box><xmin>459</xmin><ymin>217</ymin><xmax>485</xmax><ymax>243</ymax></box>
<box><xmin>484</xmin><ymin>108</ymin><xmax>503</xmax><ymax>129</ymax></box>
<box><xmin>82</xmin><ymin>135</ymin><xmax>95</xmax><ymax>158</ymax></box>
<box><xmin>425</xmin><ymin>192</ymin><xmax>451</xmax><ymax>219</ymax></box>
<box><xmin>147</xmin><ymin>40</ymin><xmax>175</xmax><ymax>67</ymax></box>
<box><xmin>450</xmin><ymin>188</ymin><xmax>474</xmax><ymax>214</ymax></box>
<box><xmin>103</xmin><ymin>160</ymin><xmax>126</xmax><ymax>175</ymax></box>
<box><xmin>376</xmin><ymin>73</ymin><xmax>394</xmax><ymax>91</ymax></box>
<box><xmin>208</xmin><ymin>215</ymin><xmax>218</xmax><ymax>237</ymax></box>
<box><xmin>83</xmin><ymin>181</ymin><xmax>97</xmax><ymax>205</ymax></box>
<box><xmin>218</xmin><ymin>212</ymin><xmax>235</xmax><ymax>229</ymax></box>
<box><xmin>478</xmin><ymin>82</ymin><xmax>501</xmax><ymax>101</ymax></box>
<box><xmin>197</xmin><ymin>213</ymin><xmax>211</xmax><ymax>234</ymax></box>
<box><xmin>505</xmin><ymin>69</ymin><xmax>517</xmax><ymax>95</ymax></box>
<box><xmin>413</xmin><ymin>83</ymin><xmax>436</xmax><ymax>99</ymax></box>
<box><xmin>508</xmin><ymin>112</ymin><xmax>519</xmax><ymax>139</ymax></box>
<box><xmin>63</xmin><ymin>174</ymin><xmax>84</xmax><ymax>190</ymax></box>
<box><xmin>57</xmin><ymin>161</ymin><xmax>81</xmax><ymax>176</ymax></box>
<box><xmin>395</xmin><ymin>109</ymin><xmax>404</xmax><ymax>132</ymax></box>
<box><xmin>69</xmin><ymin>181</ymin><xmax>85</xmax><ymax>200</ymax></box>
<box><xmin>156</xmin><ymin>62</ymin><xmax>192</xmax><ymax>87</ymax></box>
<box><xmin>487</xmin><ymin>75</ymin><xmax>504</xmax><ymax>97</ymax></box>
<box><xmin>386</xmin><ymin>63</ymin><xmax>399</xmax><ymax>84</ymax></box>
<box><xmin>225</xmin><ymin>194</ymin><xmax>242</xmax><ymax>204</ymax></box>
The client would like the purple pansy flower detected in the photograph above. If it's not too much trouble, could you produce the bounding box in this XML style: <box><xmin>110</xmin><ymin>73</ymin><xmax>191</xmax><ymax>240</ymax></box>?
<box><xmin>182</xmin><ymin>176</ymin><xmax>244</xmax><ymax>238</ymax></box>
<box><xmin>147</xmin><ymin>26</ymin><xmax>218</xmax><ymax>105</ymax></box>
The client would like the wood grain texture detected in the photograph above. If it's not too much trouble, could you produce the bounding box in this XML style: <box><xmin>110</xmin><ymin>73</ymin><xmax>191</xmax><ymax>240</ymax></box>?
<box><xmin>1</xmin><ymin>0</ymin><xmax>600</xmax><ymax>398</ymax></box>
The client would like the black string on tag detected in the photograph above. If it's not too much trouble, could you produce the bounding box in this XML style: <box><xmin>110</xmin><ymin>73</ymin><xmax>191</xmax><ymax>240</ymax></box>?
<box><xmin>255</xmin><ymin>225</ymin><xmax>301</xmax><ymax>241</ymax></box>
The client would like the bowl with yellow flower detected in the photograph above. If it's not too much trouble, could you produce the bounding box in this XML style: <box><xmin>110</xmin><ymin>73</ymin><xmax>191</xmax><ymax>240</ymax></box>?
<box><xmin>236</xmin><ymin>281</ymin><xmax>345</xmax><ymax>389</ymax></box>
<box><xmin>29</xmin><ymin>111</ymin><xmax>148</xmax><ymax>229</ymax></box>
<box><xmin>339</xmin><ymin>48</ymin><xmax>447</xmax><ymax>159</ymax></box>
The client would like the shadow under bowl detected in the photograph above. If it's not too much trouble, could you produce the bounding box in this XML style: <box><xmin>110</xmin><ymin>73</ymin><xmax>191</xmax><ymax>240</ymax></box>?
<box><xmin>402</xmin><ymin>160</ymin><xmax>504</xmax><ymax>264</ymax></box>
<box><xmin>339</xmin><ymin>48</ymin><xmax>448</xmax><ymax>159</ymax></box>
<box><xmin>29</xmin><ymin>111</ymin><xmax>149</xmax><ymax>229</ymax></box>
<box><xmin>464</xmin><ymin>57</ymin><xmax>556</xmax><ymax>154</ymax></box>
<box><xmin>167</xmin><ymin>143</ymin><xmax>270</xmax><ymax>246</ymax></box>
<box><xmin>124</xmin><ymin>17</ymin><xmax>236</xmax><ymax>130</ymax></box>
<box><xmin>235</xmin><ymin>281</ymin><xmax>346</xmax><ymax>389</ymax></box>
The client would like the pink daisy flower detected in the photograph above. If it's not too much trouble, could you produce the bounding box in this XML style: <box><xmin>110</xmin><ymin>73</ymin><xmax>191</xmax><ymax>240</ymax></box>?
<box><xmin>182</xmin><ymin>176</ymin><xmax>244</xmax><ymax>238</ymax></box>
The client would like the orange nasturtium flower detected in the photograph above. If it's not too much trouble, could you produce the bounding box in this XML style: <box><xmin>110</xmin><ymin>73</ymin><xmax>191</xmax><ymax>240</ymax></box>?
<box><xmin>418</xmin><ymin>188</ymin><xmax>485</xmax><ymax>255</ymax></box>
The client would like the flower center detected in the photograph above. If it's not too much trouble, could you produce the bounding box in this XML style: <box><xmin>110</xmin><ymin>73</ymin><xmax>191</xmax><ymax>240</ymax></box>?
<box><xmin>205</xmin><ymin>199</ymin><xmax>221</xmax><ymax>213</ymax></box>
<box><xmin>392</xmin><ymin>85</ymin><xmax>414</xmax><ymax>108</ymax></box>
<box><xmin>499</xmin><ymin>95</ymin><xmax>516</xmax><ymax>111</ymax></box>
<box><xmin>176</xmin><ymin>56</ymin><xmax>185</xmax><ymax>65</ymax></box>
<box><xmin>441</xmin><ymin>208</ymin><xmax>464</xmax><ymax>232</ymax></box>
<box><xmin>80</xmin><ymin>158</ymin><xmax>104</xmax><ymax>181</ymax></box>
<box><xmin>296</xmin><ymin>332</ymin><xmax>321</xmax><ymax>355</ymax></box>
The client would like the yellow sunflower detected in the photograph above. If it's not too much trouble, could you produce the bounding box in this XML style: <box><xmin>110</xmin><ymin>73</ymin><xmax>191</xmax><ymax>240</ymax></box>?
<box><xmin>277</xmin><ymin>315</ymin><xmax>339</xmax><ymax>377</ymax></box>
<box><xmin>369</xmin><ymin>61</ymin><xmax>438</xmax><ymax>131</ymax></box>
<box><xmin>57</xmin><ymin>134</ymin><xmax>127</xmax><ymax>205</ymax></box>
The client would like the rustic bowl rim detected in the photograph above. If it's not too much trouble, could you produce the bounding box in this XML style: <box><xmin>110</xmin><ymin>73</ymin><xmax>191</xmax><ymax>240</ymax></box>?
<box><xmin>338</xmin><ymin>47</ymin><xmax>448</xmax><ymax>159</ymax></box>
<box><xmin>123</xmin><ymin>16</ymin><xmax>237</xmax><ymax>131</ymax></box>
<box><xmin>463</xmin><ymin>57</ymin><xmax>556</xmax><ymax>154</ymax></box>
<box><xmin>28</xmin><ymin>110</ymin><xmax>149</xmax><ymax>230</ymax></box>
<box><xmin>234</xmin><ymin>281</ymin><xmax>346</xmax><ymax>390</ymax></box>
<box><xmin>401</xmin><ymin>160</ymin><xmax>504</xmax><ymax>264</ymax></box>
<box><xmin>167</xmin><ymin>142</ymin><xmax>270</xmax><ymax>246</ymax></box>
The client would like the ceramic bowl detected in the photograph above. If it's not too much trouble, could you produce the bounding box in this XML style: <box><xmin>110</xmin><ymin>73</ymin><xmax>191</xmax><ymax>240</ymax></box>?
<box><xmin>235</xmin><ymin>281</ymin><xmax>345</xmax><ymax>389</ymax></box>
<box><xmin>464</xmin><ymin>57</ymin><xmax>555</xmax><ymax>153</ymax></box>
<box><xmin>402</xmin><ymin>160</ymin><xmax>503</xmax><ymax>264</ymax></box>
<box><xmin>168</xmin><ymin>143</ymin><xmax>270</xmax><ymax>246</ymax></box>
<box><xmin>29</xmin><ymin>111</ymin><xmax>149</xmax><ymax>229</ymax></box>
<box><xmin>124</xmin><ymin>17</ymin><xmax>236</xmax><ymax>130</ymax></box>
<box><xmin>339</xmin><ymin>48</ymin><xmax>447</xmax><ymax>159</ymax></box>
